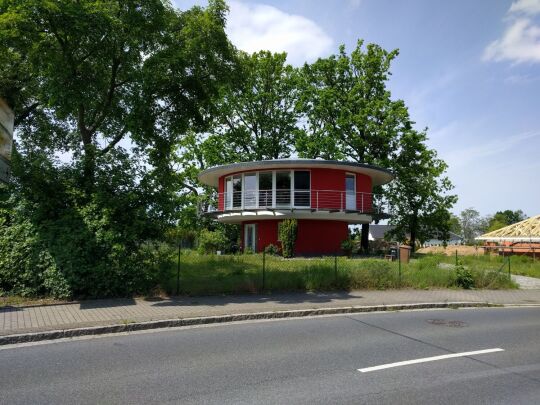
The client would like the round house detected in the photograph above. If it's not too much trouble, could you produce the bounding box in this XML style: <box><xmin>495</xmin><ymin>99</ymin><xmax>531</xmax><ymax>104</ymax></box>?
<box><xmin>198</xmin><ymin>159</ymin><xmax>393</xmax><ymax>255</ymax></box>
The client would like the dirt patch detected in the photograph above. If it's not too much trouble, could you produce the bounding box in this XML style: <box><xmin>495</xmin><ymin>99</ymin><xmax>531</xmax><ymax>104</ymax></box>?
<box><xmin>417</xmin><ymin>246</ymin><xmax>483</xmax><ymax>256</ymax></box>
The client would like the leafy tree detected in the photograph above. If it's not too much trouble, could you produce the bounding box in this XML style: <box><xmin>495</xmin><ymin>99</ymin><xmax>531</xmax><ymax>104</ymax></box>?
<box><xmin>295</xmin><ymin>40</ymin><xmax>419</xmax><ymax>250</ymax></box>
<box><xmin>206</xmin><ymin>50</ymin><xmax>300</xmax><ymax>162</ymax></box>
<box><xmin>487</xmin><ymin>209</ymin><xmax>527</xmax><ymax>232</ymax></box>
<box><xmin>448</xmin><ymin>214</ymin><xmax>462</xmax><ymax>236</ymax></box>
<box><xmin>458</xmin><ymin>208</ymin><xmax>486</xmax><ymax>244</ymax></box>
<box><xmin>385</xmin><ymin>130</ymin><xmax>457</xmax><ymax>251</ymax></box>
<box><xmin>174</xmin><ymin>50</ymin><xmax>300</xmax><ymax>240</ymax></box>
<box><xmin>296</xmin><ymin>40</ymin><xmax>410</xmax><ymax>164</ymax></box>
<box><xmin>0</xmin><ymin>0</ymin><xmax>234</xmax><ymax>297</ymax></box>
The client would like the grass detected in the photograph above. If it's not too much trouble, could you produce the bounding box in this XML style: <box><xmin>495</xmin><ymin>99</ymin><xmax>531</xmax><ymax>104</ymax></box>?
<box><xmin>163</xmin><ymin>249</ymin><xmax>526</xmax><ymax>296</ymax></box>
<box><xmin>435</xmin><ymin>253</ymin><xmax>540</xmax><ymax>278</ymax></box>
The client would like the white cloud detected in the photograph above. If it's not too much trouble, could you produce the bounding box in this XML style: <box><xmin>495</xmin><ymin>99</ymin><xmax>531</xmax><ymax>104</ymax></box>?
<box><xmin>226</xmin><ymin>1</ymin><xmax>333</xmax><ymax>65</ymax></box>
<box><xmin>483</xmin><ymin>18</ymin><xmax>540</xmax><ymax>63</ymax></box>
<box><xmin>509</xmin><ymin>0</ymin><xmax>540</xmax><ymax>15</ymax></box>
<box><xmin>483</xmin><ymin>1</ymin><xmax>540</xmax><ymax>63</ymax></box>
<box><xmin>444</xmin><ymin>130</ymin><xmax>540</xmax><ymax>168</ymax></box>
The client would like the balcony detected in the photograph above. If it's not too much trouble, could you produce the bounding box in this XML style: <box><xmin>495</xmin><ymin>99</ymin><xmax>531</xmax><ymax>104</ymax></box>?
<box><xmin>204</xmin><ymin>189</ymin><xmax>382</xmax><ymax>214</ymax></box>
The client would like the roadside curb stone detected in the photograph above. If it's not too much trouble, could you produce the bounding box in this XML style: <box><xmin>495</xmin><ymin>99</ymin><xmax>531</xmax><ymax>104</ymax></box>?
<box><xmin>0</xmin><ymin>301</ymin><xmax>497</xmax><ymax>346</ymax></box>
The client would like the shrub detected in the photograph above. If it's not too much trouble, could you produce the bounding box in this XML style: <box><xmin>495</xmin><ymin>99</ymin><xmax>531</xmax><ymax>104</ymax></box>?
<box><xmin>341</xmin><ymin>238</ymin><xmax>354</xmax><ymax>257</ymax></box>
<box><xmin>197</xmin><ymin>229</ymin><xmax>228</xmax><ymax>254</ymax></box>
<box><xmin>279</xmin><ymin>219</ymin><xmax>297</xmax><ymax>258</ymax></box>
<box><xmin>264</xmin><ymin>244</ymin><xmax>280</xmax><ymax>255</ymax></box>
<box><xmin>455</xmin><ymin>263</ymin><xmax>474</xmax><ymax>289</ymax></box>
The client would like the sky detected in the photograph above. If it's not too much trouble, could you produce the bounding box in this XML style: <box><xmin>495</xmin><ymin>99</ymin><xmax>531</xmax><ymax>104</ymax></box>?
<box><xmin>174</xmin><ymin>0</ymin><xmax>540</xmax><ymax>217</ymax></box>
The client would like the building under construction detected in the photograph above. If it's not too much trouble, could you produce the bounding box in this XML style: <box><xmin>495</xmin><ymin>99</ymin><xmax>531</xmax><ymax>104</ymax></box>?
<box><xmin>476</xmin><ymin>215</ymin><xmax>540</xmax><ymax>257</ymax></box>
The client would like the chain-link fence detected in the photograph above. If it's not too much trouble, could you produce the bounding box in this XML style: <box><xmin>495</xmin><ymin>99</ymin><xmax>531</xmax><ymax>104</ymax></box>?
<box><xmin>166</xmin><ymin>247</ymin><xmax>527</xmax><ymax>296</ymax></box>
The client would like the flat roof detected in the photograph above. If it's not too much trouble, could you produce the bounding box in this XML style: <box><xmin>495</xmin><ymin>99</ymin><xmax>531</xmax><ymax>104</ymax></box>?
<box><xmin>198</xmin><ymin>159</ymin><xmax>394</xmax><ymax>187</ymax></box>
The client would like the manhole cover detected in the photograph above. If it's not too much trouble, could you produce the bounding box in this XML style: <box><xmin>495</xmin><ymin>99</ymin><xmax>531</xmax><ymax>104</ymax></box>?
<box><xmin>427</xmin><ymin>319</ymin><xmax>468</xmax><ymax>328</ymax></box>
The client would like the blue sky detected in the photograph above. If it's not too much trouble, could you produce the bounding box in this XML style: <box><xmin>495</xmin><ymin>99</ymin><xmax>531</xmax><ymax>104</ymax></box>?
<box><xmin>175</xmin><ymin>0</ymin><xmax>540</xmax><ymax>217</ymax></box>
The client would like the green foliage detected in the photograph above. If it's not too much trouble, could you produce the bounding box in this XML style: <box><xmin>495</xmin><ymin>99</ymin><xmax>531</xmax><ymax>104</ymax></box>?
<box><xmin>0</xmin><ymin>0</ymin><xmax>234</xmax><ymax>298</ymax></box>
<box><xmin>295</xmin><ymin>40</ymin><xmax>408</xmax><ymax>164</ymax></box>
<box><xmin>0</xmin><ymin>215</ymin><xmax>70</xmax><ymax>298</ymax></box>
<box><xmin>197</xmin><ymin>229</ymin><xmax>228</xmax><ymax>254</ymax></box>
<box><xmin>455</xmin><ymin>262</ymin><xmax>474</xmax><ymax>289</ymax></box>
<box><xmin>487</xmin><ymin>210</ymin><xmax>527</xmax><ymax>232</ymax></box>
<box><xmin>459</xmin><ymin>208</ymin><xmax>489</xmax><ymax>244</ymax></box>
<box><xmin>386</xmin><ymin>130</ymin><xmax>457</xmax><ymax>251</ymax></box>
<box><xmin>278</xmin><ymin>219</ymin><xmax>297</xmax><ymax>258</ymax></box>
<box><xmin>264</xmin><ymin>244</ymin><xmax>280</xmax><ymax>256</ymax></box>
<box><xmin>340</xmin><ymin>238</ymin><xmax>354</xmax><ymax>256</ymax></box>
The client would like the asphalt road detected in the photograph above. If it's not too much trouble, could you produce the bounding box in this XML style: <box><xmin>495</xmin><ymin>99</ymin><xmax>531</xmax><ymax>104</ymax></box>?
<box><xmin>1</xmin><ymin>307</ymin><xmax>539</xmax><ymax>404</ymax></box>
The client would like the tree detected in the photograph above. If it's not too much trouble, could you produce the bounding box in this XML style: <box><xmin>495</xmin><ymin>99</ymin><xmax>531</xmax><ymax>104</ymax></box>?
<box><xmin>0</xmin><ymin>0</ymin><xmax>235</xmax><ymax>297</ymax></box>
<box><xmin>295</xmin><ymin>40</ymin><xmax>415</xmax><ymax>250</ymax></box>
<box><xmin>174</xmin><ymin>50</ymin><xmax>300</xmax><ymax>242</ymax></box>
<box><xmin>458</xmin><ymin>208</ymin><xmax>488</xmax><ymax>244</ymax></box>
<box><xmin>385</xmin><ymin>130</ymin><xmax>457</xmax><ymax>251</ymax></box>
<box><xmin>487</xmin><ymin>210</ymin><xmax>527</xmax><ymax>232</ymax></box>
<box><xmin>448</xmin><ymin>214</ymin><xmax>462</xmax><ymax>236</ymax></box>
<box><xmin>207</xmin><ymin>50</ymin><xmax>300</xmax><ymax>162</ymax></box>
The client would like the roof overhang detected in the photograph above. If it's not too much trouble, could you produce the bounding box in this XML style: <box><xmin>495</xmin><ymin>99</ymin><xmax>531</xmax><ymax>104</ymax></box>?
<box><xmin>207</xmin><ymin>209</ymin><xmax>373</xmax><ymax>224</ymax></box>
<box><xmin>198</xmin><ymin>159</ymin><xmax>394</xmax><ymax>187</ymax></box>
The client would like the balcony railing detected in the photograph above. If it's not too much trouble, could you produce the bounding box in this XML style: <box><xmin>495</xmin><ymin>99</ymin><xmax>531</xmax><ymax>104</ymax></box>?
<box><xmin>205</xmin><ymin>189</ymin><xmax>381</xmax><ymax>214</ymax></box>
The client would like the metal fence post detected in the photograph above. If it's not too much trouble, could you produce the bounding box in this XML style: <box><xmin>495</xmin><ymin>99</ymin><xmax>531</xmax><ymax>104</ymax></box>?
<box><xmin>176</xmin><ymin>244</ymin><xmax>181</xmax><ymax>295</ymax></box>
<box><xmin>262</xmin><ymin>250</ymin><xmax>266</xmax><ymax>292</ymax></box>
<box><xmin>398</xmin><ymin>250</ymin><xmax>402</xmax><ymax>287</ymax></box>
<box><xmin>455</xmin><ymin>249</ymin><xmax>458</xmax><ymax>266</ymax></box>
<box><xmin>334</xmin><ymin>253</ymin><xmax>338</xmax><ymax>284</ymax></box>
<box><xmin>508</xmin><ymin>255</ymin><xmax>511</xmax><ymax>279</ymax></box>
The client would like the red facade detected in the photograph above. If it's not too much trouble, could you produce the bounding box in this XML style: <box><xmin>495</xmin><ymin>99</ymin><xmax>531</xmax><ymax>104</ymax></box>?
<box><xmin>217</xmin><ymin>168</ymin><xmax>373</xmax><ymax>211</ymax></box>
<box><xmin>241</xmin><ymin>219</ymin><xmax>348</xmax><ymax>255</ymax></box>
<box><xmin>224</xmin><ymin>167</ymin><xmax>373</xmax><ymax>255</ymax></box>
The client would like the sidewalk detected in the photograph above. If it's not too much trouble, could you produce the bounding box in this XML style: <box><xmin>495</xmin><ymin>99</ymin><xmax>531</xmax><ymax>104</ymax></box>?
<box><xmin>2</xmin><ymin>289</ymin><xmax>540</xmax><ymax>338</ymax></box>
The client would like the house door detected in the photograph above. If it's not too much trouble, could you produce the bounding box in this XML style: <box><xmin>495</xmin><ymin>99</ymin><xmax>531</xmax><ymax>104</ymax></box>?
<box><xmin>244</xmin><ymin>224</ymin><xmax>257</xmax><ymax>252</ymax></box>
<box><xmin>345</xmin><ymin>174</ymin><xmax>356</xmax><ymax>210</ymax></box>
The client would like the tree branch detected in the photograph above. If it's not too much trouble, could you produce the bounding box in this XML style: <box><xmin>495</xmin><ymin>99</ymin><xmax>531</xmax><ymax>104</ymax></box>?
<box><xmin>99</xmin><ymin>125</ymin><xmax>128</xmax><ymax>156</ymax></box>
<box><xmin>14</xmin><ymin>102</ymin><xmax>39</xmax><ymax>127</ymax></box>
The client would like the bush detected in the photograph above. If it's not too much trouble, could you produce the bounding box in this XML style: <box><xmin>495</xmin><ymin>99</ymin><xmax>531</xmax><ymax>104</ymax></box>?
<box><xmin>455</xmin><ymin>263</ymin><xmax>474</xmax><ymax>289</ymax></box>
<box><xmin>279</xmin><ymin>219</ymin><xmax>297</xmax><ymax>258</ymax></box>
<box><xmin>341</xmin><ymin>238</ymin><xmax>354</xmax><ymax>257</ymax></box>
<box><xmin>264</xmin><ymin>244</ymin><xmax>280</xmax><ymax>255</ymax></box>
<box><xmin>0</xmin><ymin>217</ymin><xmax>71</xmax><ymax>299</ymax></box>
<box><xmin>197</xmin><ymin>229</ymin><xmax>228</xmax><ymax>254</ymax></box>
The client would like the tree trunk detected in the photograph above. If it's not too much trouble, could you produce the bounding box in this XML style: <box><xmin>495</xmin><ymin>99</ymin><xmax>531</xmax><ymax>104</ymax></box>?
<box><xmin>361</xmin><ymin>223</ymin><xmax>369</xmax><ymax>254</ymax></box>
<box><xmin>82</xmin><ymin>142</ymin><xmax>96</xmax><ymax>193</ymax></box>
<box><xmin>409</xmin><ymin>213</ymin><xmax>418</xmax><ymax>253</ymax></box>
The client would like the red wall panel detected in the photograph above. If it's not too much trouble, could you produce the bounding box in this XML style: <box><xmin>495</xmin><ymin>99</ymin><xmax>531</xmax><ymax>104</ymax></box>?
<box><xmin>356</xmin><ymin>173</ymin><xmax>372</xmax><ymax>212</ymax></box>
<box><xmin>219</xmin><ymin>167</ymin><xmax>374</xmax><ymax>212</ymax></box>
<box><xmin>242</xmin><ymin>219</ymin><xmax>348</xmax><ymax>255</ymax></box>
<box><xmin>310</xmin><ymin>168</ymin><xmax>346</xmax><ymax>210</ymax></box>
<box><xmin>218</xmin><ymin>176</ymin><xmax>224</xmax><ymax>211</ymax></box>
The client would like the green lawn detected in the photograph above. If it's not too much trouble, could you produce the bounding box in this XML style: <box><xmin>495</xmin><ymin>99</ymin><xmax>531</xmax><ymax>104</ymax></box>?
<box><xmin>435</xmin><ymin>253</ymin><xmax>540</xmax><ymax>279</ymax></box>
<box><xmin>164</xmin><ymin>250</ymin><xmax>526</xmax><ymax>295</ymax></box>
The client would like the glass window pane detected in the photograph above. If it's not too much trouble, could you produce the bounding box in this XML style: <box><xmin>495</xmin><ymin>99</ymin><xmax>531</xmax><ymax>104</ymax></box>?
<box><xmin>244</xmin><ymin>173</ymin><xmax>256</xmax><ymax>208</ymax></box>
<box><xmin>294</xmin><ymin>171</ymin><xmax>310</xmax><ymax>190</ymax></box>
<box><xmin>294</xmin><ymin>171</ymin><xmax>310</xmax><ymax>207</ymax></box>
<box><xmin>346</xmin><ymin>175</ymin><xmax>355</xmax><ymax>192</ymax></box>
<box><xmin>225</xmin><ymin>177</ymin><xmax>232</xmax><ymax>209</ymax></box>
<box><xmin>233</xmin><ymin>175</ymin><xmax>242</xmax><ymax>208</ymax></box>
<box><xmin>276</xmin><ymin>171</ymin><xmax>291</xmax><ymax>206</ymax></box>
<box><xmin>258</xmin><ymin>172</ymin><xmax>272</xmax><ymax>207</ymax></box>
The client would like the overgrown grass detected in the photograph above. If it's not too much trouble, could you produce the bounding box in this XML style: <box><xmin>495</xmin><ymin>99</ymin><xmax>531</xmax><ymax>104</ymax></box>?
<box><xmin>435</xmin><ymin>253</ymin><xmax>540</xmax><ymax>278</ymax></box>
<box><xmin>162</xmin><ymin>249</ymin><xmax>523</xmax><ymax>296</ymax></box>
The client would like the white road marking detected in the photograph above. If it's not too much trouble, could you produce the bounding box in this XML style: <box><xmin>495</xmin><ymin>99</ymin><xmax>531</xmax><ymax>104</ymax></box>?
<box><xmin>358</xmin><ymin>348</ymin><xmax>504</xmax><ymax>373</ymax></box>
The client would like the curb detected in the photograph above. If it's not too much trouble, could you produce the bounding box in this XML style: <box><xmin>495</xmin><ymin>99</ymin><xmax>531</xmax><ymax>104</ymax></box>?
<box><xmin>0</xmin><ymin>302</ymin><xmax>497</xmax><ymax>346</ymax></box>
